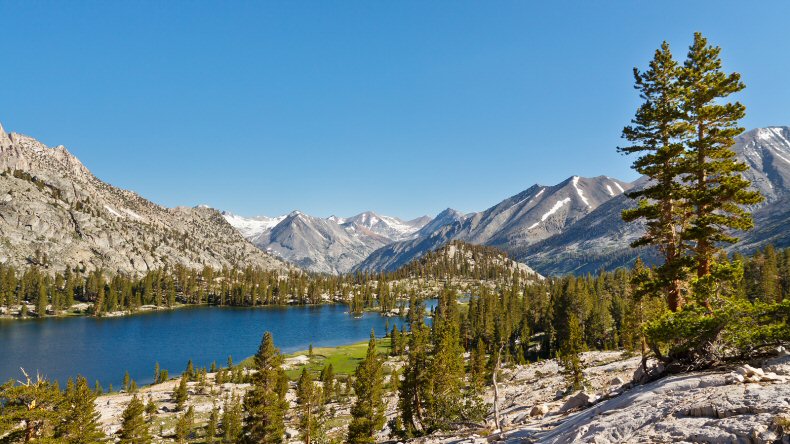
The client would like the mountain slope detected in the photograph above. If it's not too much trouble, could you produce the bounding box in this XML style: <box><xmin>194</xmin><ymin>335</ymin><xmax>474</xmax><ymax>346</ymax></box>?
<box><xmin>0</xmin><ymin>123</ymin><xmax>288</xmax><ymax>275</ymax></box>
<box><xmin>354</xmin><ymin>176</ymin><xmax>632</xmax><ymax>273</ymax></box>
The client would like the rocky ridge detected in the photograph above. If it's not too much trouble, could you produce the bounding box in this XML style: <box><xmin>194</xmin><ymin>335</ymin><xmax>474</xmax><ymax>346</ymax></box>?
<box><xmin>0</xmin><ymin>122</ymin><xmax>288</xmax><ymax>275</ymax></box>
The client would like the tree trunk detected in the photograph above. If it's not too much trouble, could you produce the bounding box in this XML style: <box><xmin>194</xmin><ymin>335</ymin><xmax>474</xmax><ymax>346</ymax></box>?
<box><xmin>492</xmin><ymin>344</ymin><xmax>504</xmax><ymax>433</ymax></box>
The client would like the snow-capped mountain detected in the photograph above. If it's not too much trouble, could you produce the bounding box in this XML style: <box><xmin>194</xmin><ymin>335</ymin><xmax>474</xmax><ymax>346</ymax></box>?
<box><xmin>356</xmin><ymin>125</ymin><xmax>790</xmax><ymax>276</ymax></box>
<box><xmin>354</xmin><ymin>176</ymin><xmax>632</xmax><ymax>273</ymax></box>
<box><xmin>512</xmin><ymin>126</ymin><xmax>790</xmax><ymax>274</ymax></box>
<box><xmin>223</xmin><ymin>210</ymin><xmax>431</xmax><ymax>274</ymax></box>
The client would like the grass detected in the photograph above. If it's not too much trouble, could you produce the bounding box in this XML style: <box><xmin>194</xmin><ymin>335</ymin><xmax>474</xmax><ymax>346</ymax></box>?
<box><xmin>239</xmin><ymin>337</ymin><xmax>394</xmax><ymax>379</ymax></box>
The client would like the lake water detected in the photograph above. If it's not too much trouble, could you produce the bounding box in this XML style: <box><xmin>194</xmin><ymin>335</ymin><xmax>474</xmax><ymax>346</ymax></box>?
<box><xmin>0</xmin><ymin>304</ymin><xmax>414</xmax><ymax>389</ymax></box>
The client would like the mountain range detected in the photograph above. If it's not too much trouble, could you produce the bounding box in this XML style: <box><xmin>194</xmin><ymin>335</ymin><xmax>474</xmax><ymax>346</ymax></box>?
<box><xmin>227</xmin><ymin>126</ymin><xmax>790</xmax><ymax>275</ymax></box>
<box><xmin>2</xmin><ymin>121</ymin><xmax>787</xmax><ymax>277</ymax></box>
<box><xmin>223</xmin><ymin>210</ymin><xmax>430</xmax><ymax>274</ymax></box>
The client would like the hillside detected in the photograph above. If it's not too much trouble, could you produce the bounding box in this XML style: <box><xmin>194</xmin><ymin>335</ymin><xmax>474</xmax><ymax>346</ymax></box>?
<box><xmin>0</xmin><ymin>123</ymin><xmax>288</xmax><ymax>276</ymax></box>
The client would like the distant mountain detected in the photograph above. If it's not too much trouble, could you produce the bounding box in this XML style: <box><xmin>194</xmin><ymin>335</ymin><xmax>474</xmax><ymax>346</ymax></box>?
<box><xmin>223</xmin><ymin>210</ymin><xmax>430</xmax><ymax>274</ymax></box>
<box><xmin>0</xmin><ymin>122</ymin><xmax>288</xmax><ymax>275</ymax></box>
<box><xmin>354</xmin><ymin>176</ymin><xmax>632</xmax><ymax>273</ymax></box>
<box><xmin>512</xmin><ymin>126</ymin><xmax>790</xmax><ymax>274</ymax></box>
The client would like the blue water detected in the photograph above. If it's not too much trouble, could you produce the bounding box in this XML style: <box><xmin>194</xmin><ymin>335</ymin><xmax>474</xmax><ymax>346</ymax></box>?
<box><xmin>0</xmin><ymin>304</ymin><xmax>412</xmax><ymax>389</ymax></box>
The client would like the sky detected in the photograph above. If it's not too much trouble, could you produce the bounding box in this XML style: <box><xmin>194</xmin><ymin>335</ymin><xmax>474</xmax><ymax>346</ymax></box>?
<box><xmin>1</xmin><ymin>1</ymin><xmax>789</xmax><ymax>220</ymax></box>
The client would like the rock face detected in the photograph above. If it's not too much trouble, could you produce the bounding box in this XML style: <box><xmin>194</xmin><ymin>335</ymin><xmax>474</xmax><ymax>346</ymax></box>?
<box><xmin>0</xmin><ymin>123</ymin><xmax>288</xmax><ymax>275</ymax></box>
<box><xmin>513</xmin><ymin>370</ymin><xmax>790</xmax><ymax>444</ymax></box>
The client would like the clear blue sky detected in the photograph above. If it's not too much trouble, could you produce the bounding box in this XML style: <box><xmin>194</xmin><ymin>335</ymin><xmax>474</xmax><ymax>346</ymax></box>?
<box><xmin>1</xmin><ymin>1</ymin><xmax>789</xmax><ymax>219</ymax></box>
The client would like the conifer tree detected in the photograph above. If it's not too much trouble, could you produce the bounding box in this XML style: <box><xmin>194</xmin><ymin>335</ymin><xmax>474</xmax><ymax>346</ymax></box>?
<box><xmin>243</xmin><ymin>331</ymin><xmax>287</xmax><ymax>444</ymax></box>
<box><xmin>679</xmin><ymin>32</ymin><xmax>762</xmax><ymax>292</ymax></box>
<box><xmin>55</xmin><ymin>376</ymin><xmax>105</xmax><ymax>443</ymax></box>
<box><xmin>347</xmin><ymin>330</ymin><xmax>386</xmax><ymax>444</ymax></box>
<box><xmin>206</xmin><ymin>405</ymin><xmax>219</xmax><ymax>444</ymax></box>
<box><xmin>296</xmin><ymin>368</ymin><xmax>325</xmax><ymax>444</ymax></box>
<box><xmin>319</xmin><ymin>364</ymin><xmax>335</xmax><ymax>404</ymax></box>
<box><xmin>399</xmin><ymin>301</ymin><xmax>431</xmax><ymax>435</ymax></box>
<box><xmin>0</xmin><ymin>370</ymin><xmax>62</xmax><ymax>442</ymax></box>
<box><xmin>423</xmin><ymin>289</ymin><xmax>466</xmax><ymax>431</ymax></box>
<box><xmin>620</xmin><ymin>41</ymin><xmax>690</xmax><ymax>311</ymax></box>
<box><xmin>557</xmin><ymin>313</ymin><xmax>585</xmax><ymax>391</ymax></box>
<box><xmin>174</xmin><ymin>373</ymin><xmax>188</xmax><ymax>411</ymax></box>
<box><xmin>221</xmin><ymin>394</ymin><xmax>243</xmax><ymax>443</ymax></box>
<box><xmin>118</xmin><ymin>395</ymin><xmax>151</xmax><ymax>444</ymax></box>
<box><xmin>175</xmin><ymin>406</ymin><xmax>194</xmax><ymax>443</ymax></box>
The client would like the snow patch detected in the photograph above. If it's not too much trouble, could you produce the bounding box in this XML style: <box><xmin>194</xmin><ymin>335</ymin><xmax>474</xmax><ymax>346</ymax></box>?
<box><xmin>605</xmin><ymin>185</ymin><xmax>614</xmax><ymax>196</ymax></box>
<box><xmin>104</xmin><ymin>205</ymin><xmax>121</xmax><ymax>218</ymax></box>
<box><xmin>613</xmin><ymin>181</ymin><xmax>625</xmax><ymax>193</ymax></box>
<box><xmin>542</xmin><ymin>198</ymin><xmax>571</xmax><ymax>221</ymax></box>
<box><xmin>572</xmin><ymin>176</ymin><xmax>590</xmax><ymax>207</ymax></box>
<box><xmin>122</xmin><ymin>208</ymin><xmax>143</xmax><ymax>221</ymax></box>
<box><xmin>223</xmin><ymin>213</ymin><xmax>286</xmax><ymax>238</ymax></box>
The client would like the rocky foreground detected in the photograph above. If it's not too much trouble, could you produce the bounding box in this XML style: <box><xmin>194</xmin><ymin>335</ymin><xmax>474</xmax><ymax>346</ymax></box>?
<box><xmin>94</xmin><ymin>349</ymin><xmax>790</xmax><ymax>443</ymax></box>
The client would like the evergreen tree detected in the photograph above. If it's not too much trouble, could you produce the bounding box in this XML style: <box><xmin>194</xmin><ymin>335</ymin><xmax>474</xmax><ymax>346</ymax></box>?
<box><xmin>174</xmin><ymin>373</ymin><xmax>189</xmax><ymax>411</ymax></box>
<box><xmin>347</xmin><ymin>330</ymin><xmax>386</xmax><ymax>444</ymax></box>
<box><xmin>174</xmin><ymin>406</ymin><xmax>194</xmax><ymax>444</ymax></box>
<box><xmin>55</xmin><ymin>376</ymin><xmax>105</xmax><ymax>443</ymax></box>
<box><xmin>0</xmin><ymin>370</ymin><xmax>62</xmax><ymax>442</ymax></box>
<box><xmin>620</xmin><ymin>41</ymin><xmax>690</xmax><ymax>311</ymax></box>
<box><xmin>557</xmin><ymin>313</ymin><xmax>585</xmax><ymax>391</ymax></box>
<box><xmin>296</xmin><ymin>368</ymin><xmax>325</xmax><ymax>444</ymax></box>
<box><xmin>679</xmin><ymin>32</ymin><xmax>762</xmax><ymax>294</ymax></box>
<box><xmin>243</xmin><ymin>331</ymin><xmax>287</xmax><ymax>444</ymax></box>
<box><xmin>319</xmin><ymin>364</ymin><xmax>335</xmax><ymax>404</ymax></box>
<box><xmin>423</xmin><ymin>289</ymin><xmax>466</xmax><ymax>431</ymax></box>
<box><xmin>206</xmin><ymin>405</ymin><xmax>219</xmax><ymax>444</ymax></box>
<box><xmin>221</xmin><ymin>394</ymin><xmax>243</xmax><ymax>444</ymax></box>
<box><xmin>399</xmin><ymin>302</ymin><xmax>431</xmax><ymax>435</ymax></box>
<box><xmin>118</xmin><ymin>395</ymin><xmax>151</xmax><ymax>444</ymax></box>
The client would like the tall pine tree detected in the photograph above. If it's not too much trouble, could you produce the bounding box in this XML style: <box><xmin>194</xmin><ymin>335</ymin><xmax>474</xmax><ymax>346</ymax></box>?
<box><xmin>679</xmin><ymin>32</ymin><xmax>762</xmax><ymax>293</ymax></box>
<box><xmin>243</xmin><ymin>331</ymin><xmax>287</xmax><ymax>444</ymax></box>
<box><xmin>620</xmin><ymin>41</ymin><xmax>691</xmax><ymax>311</ymax></box>
<box><xmin>347</xmin><ymin>330</ymin><xmax>386</xmax><ymax>444</ymax></box>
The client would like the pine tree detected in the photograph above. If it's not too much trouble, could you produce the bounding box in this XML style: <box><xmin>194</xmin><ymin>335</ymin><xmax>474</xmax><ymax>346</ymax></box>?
<box><xmin>0</xmin><ymin>370</ymin><xmax>63</xmax><ymax>442</ymax></box>
<box><xmin>347</xmin><ymin>330</ymin><xmax>386</xmax><ymax>444</ymax></box>
<box><xmin>243</xmin><ymin>331</ymin><xmax>287</xmax><ymax>444</ymax></box>
<box><xmin>557</xmin><ymin>313</ymin><xmax>585</xmax><ymax>391</ymax></box>
<box><xmin>55</xmin><ymin>376</ymin><xmax>105</xmax><ymax>443</ymax></box>
<box><xmin>319</xmin><ymin>364</ymin><xmax>335</xmax><ymax>404</ymax></box>
<box><xmin>221</xmin><ymin>394</ymin><xmax>243</xmax><ymax>443</ymax></box>
<box><xmin>118</xmin><ymin>395</ymin><xmax>151</xmax><ymax>444</ymax></box>
<box><xmin>620</xmin><ymin>41</ymin><xmax>690</xmax><ymax>311</ymax></box>
<box><xmin>423</xmin><ymin>289</ymin><xmax>466</xmax><ymax>431</ymax></box>
<box><xmin>399</xmin><ymin>303</ymin><xmax>431</xmax><ymax>435</ymax></box>
<box><xmin>679</xmin><ymin>32</ymin><xmax>762</xmax><ymax>293</ymax></box>
<box><xmin>296</xmin><ymin>368</ymin><xmax>325</xmax><ymax>444</ymax></box>
<box><xmin>175</xmin><ymin>406</ymin><xmax>194</xmax><ymax>443</ymax></box>
<box><xmin>206</xmin><ymin>405</ymin><xmax>219</xmax><ymax>444</ymax></box>
<box><xmin>174</xmin><ymin>373</ymin><xmax>189</xmax><ymax>411</ymax></box>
